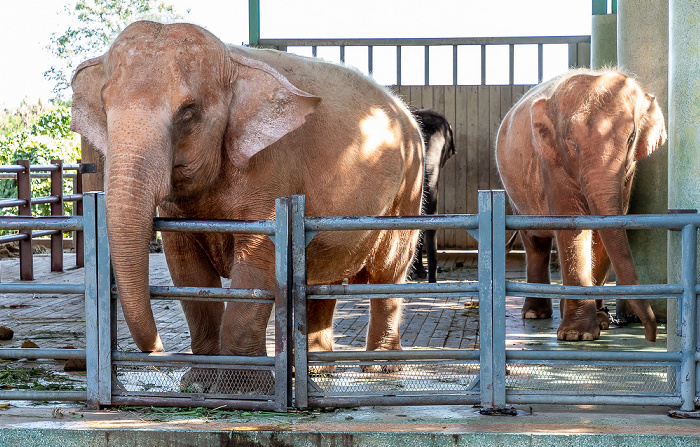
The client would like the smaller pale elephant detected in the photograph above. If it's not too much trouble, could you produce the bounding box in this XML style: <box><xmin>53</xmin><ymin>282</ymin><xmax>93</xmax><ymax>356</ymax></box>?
<box><xmin>496</xmin><ymin>69</ymin><xmax>666</xmax><ymax>342</ymax></box>
<box><xmin>410</xmin><ymin>109</ymin><xmax>455</xmax><ymax>283</ymax></box>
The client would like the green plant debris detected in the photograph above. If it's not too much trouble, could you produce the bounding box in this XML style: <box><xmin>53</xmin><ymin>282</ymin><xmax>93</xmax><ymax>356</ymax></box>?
<box><xmin>0</xmin><ymin>366</ymin><xmax>85</xmax><ymax>391</ymax></box>
<box><xmin>117</xmin><ymin>405</ymin><xmax>320</xmax><ymax>422</ymax></box>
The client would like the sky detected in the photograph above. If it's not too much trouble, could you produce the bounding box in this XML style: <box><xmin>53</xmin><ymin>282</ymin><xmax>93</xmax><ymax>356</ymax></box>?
<box><xmin>0</xmin><ymin>0</ymin><xmax>593</xmax><ymax>109</ymax></box>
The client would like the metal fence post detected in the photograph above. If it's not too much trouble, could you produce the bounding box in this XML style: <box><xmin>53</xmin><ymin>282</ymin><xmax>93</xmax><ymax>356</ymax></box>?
<box><xmin>50</xmin><ymin>159</ymin><xmax>63</xmax><ymax>272</ymax></box>
<box><xmin>274</xmin><ymin>197</ymin><xmax>292</xmax><ymax>411</ymax></box>
<box><xmin>478</xmin><ymin>190</ymin><xmax>495</xmax><ymax>408</ymax></box>
<box><xmin>679</xmin><ymin>223</ymin><xmax>697</xmax><ymax>411</ymax></box>
<box><xmin>96</xmin><ymin>192</ymin><xmax>112</xmax><ymax>406</ymax></box>
<box><xmin>492</xmin><ymin>190</ymin><xmax>507</xmax><ymax>408</ymax></box>
<box><xmin>82</xmin><ymin>192</ymin><xmax>99</xmax><ymax>409</ymax></box>
<box><xmin>17</xmin><ymin>160</ymin><xmax>32</xmax><ymax>280</ymax></box>
<box><xmin>292</xmin><ymin>194</ymin><xmax>309</xmax><ymax>408</ymax></box>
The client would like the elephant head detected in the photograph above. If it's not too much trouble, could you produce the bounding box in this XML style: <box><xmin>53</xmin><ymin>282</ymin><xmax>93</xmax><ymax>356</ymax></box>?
<box><xmin>71</xmin><ymin>21</ymin><xmax>319</xmax><ymax>352</ymax></box>
<box><xmin>530</xmin><ymin>71</ymin><xmax>666</xmax><ymax>341</ymax></box>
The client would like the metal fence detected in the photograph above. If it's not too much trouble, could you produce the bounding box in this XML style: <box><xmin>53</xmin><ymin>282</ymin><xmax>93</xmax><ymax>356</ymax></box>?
<box><xmin>0</xmin><ymin>160</ymin><xmax>95</xmax><ymax>278</ymax></box>
<box><xmin>258</xmin><ymin>36</ymin><xmax>591</xmax><ymax>86</ymax></box>
<box><xmin>0</xmin><ymin>190</ymin><xmax>698</xmax><ymax>412</ymax></box>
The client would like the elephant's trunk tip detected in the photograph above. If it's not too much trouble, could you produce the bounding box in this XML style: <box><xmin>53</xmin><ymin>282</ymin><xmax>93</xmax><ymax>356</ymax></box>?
<box><xmin>137</xmin><ymin>333</ymin><xmax>165</xmax><ymax>353</ymax></box>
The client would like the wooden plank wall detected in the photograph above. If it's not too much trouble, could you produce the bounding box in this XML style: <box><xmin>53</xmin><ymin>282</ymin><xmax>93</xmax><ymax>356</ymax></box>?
<box><xmin>393</xmin><ymin>84</ymin><xmax>534</xmax><ymax>250</ymax></box>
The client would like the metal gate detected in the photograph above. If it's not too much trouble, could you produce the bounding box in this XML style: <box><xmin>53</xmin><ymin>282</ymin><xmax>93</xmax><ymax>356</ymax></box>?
<box><xmin>1</xmin><ymin>190</ymin><xmax>698</xmax><ymax>412</ymax></box>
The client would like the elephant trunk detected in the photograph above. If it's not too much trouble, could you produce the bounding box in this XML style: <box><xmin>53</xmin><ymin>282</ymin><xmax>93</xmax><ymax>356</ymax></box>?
<box><xmin>105</xmin><ymin>123</ymin><xmax>172</xmax><ymax>352</ymax></box>
<box><xmin>586</xmin><ymin>180</ymin><xmax>657</xmax><ymax>342</ymax></box>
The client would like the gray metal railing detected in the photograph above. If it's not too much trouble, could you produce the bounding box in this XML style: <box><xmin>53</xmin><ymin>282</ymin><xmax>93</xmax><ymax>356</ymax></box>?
<box><xmin>0</xmin><ymin>190</ymin><xmax>698</xmax><ymax>412</ymax></box>
<box><xmin>258</xmin><ymin>36</ymin><xmax>591</xmax><ymax>85</ymax></box>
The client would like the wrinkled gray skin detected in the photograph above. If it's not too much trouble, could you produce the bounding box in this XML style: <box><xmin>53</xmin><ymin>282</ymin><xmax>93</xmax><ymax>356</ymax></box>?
<box><xmin>495</xmin><ymin>69</ymin><xmax>666</xmax><ymax>342</ymax></box>
<box><xmin>410</xmin><ymin>109</ymin><xmax>455</xmax><ymax>283</ymax></box>
<box><xmin>70</xmin><ymin>21</ymin><xmax>424</xmax><ymax>392</ymax></box>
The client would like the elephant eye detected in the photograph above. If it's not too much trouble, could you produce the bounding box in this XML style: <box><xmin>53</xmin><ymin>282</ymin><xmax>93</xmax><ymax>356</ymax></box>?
<box><xmin>176</xmin><ymin>105</ymin><xmax>199</xmax><ymax>130</ymax></box>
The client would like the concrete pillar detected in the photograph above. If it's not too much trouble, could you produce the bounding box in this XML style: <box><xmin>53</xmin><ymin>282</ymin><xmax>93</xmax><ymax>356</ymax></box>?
<box><xmin>668</xmin><ymin>0</ymin><xmax>700</xmax><ymax>352</ymax></box>
<box><xmin>617</xmin><ymin>0</ymin><xmax>669</xmax><ymax>320</ymax></box>
<box><xmin>591</xmin><ymin>13</ymin><xmax>617</xmax><ymax>69</ymax></box>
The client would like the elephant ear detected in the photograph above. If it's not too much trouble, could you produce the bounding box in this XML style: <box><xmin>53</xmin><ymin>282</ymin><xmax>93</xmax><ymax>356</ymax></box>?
<box><xmin>634</xmin><ymin>93</ymin><xmax>667</xmax><ymax>161</ymax></box>
<box><xmin>224</xmin><ymin>51</ymin><xmax>321</xmax><ymax>170</ymax></box>
<box><xmin>70</xmin><ymin>56</ymin><xmax>108</xmax><ymax>155</ymax></box>
<box><xmin>530</xmin><ymin>98</ymin><xmax>558</xmax><ymax>162</ymax></box>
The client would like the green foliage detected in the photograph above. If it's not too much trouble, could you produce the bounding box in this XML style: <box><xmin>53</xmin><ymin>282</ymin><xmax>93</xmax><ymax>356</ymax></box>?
<box><xmin>45</xmin><ymin>0</ymin><xmax>186</xmax><ymax>98</ymax></box>
<box><xmin>0</xmin><ymin>101</ymin><xmax>81</xmax><ymax>218</ymax></box>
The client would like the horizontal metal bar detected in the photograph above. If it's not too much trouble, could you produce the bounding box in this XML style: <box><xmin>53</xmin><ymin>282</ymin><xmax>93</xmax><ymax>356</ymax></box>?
<box><xmin>507</xmin><ymin>214</ymin><xmax>700</xmax><ymax>230</ymax></box>
<box><xmin>0</xmin><ymin>166</ymin><xmax>25</xmax><ymax>173</ymax></box>
<box><xmin>309</xmin><ymin>292</ymin><xmax>479</xmax><ymax>300</ymax></box>
<box><xmin>63</xmin><ymin>194</ymin><xmax>83</xmax><ymax>202</ymax></box>
<box><xmin>113</xmin><ymin>389</ymin><xmax>272</xmax><ymax>400</ymax></box>
<box><xmin>506</xmin><ymin>393</ymin><xmax>679</xmax><ymax>406</ymax></box>
<box><xmin>506</xmin><ymin>282</ymin><xmax>683</xmax><ymax>298</ymax></box>
<box><xmin>307</xmin><ymin>282</ymin><xmax>479</xmax><ymax>296</ymax></box>
<box><xmin>153</xmin><ymin>218</ymin><xmax>275</xmax><ymax>235</ymax></box>
<box><xmin>308</xmin><ymin>349</ymin><xmax>479</xmax><ymax>362</ymax></box>
<box><xmin>308</xmin><ymin>393</ymin><xmax>479</xmax><ymax>408</ymax></box>
<box><xmin>113</xmin><ymin>351</ymin><xmax>275</xmax><ymax>366</ymax></box>
<box><xmin>148</xmin><ymin>286</ymin><xmax>275</xmax><ymax>301</ymax></box>
<box><xmin>0</xmin><ymin>283</ymin><xmax>84</xmax><ymax>294</ymax></box>
<box><xmin>29</xmin><ymin>164</ymin><xmax>61</xmax><ymax>172</ymax></box>
<box><xmin>304</xmin><ymin>215</ymin><xmax>478</xmax><ymax>232</ymax></box>
<box><xmin>506</xmin><ymin>349</ymin><xmax>682</xmax><ymax>363</ymax></box>
<box><xmin>0</xmin><ymin>390</ymin><xmax>87</xmax><ymax>401</ymax></box>
<box><xmin>0</xmin><ymin>348</ymin><xmax>85</xmax><ymax>360</ymax></box>
<box><xmin>0</xmin><ymin>216</ymin><xmax>83</xmax><ymax>231</ymax></box>
<box><xmin>0</xmin><ymin>173</ymin><xmax>78</xmax><ymax>179</ymax></box>
<box><xmin>0</xmin><ymin>233</ymin><xmax>28</xmax><ymax>243</ymax></box>
<box><xmin>0</xmin><ymin>199</ymin><xmax>25</xmax><ymax>208</ymax></box>
<box><xmin>32</xmin><ymin>230</ymin><xmax>59</xmax><ymax>238</ymax></box>
<box><xmin>31</xmin><ymin>196</ymin><xmax>60</xmax><ymax>205</ymax></box>
<box><xmin>110</xmin><ymin>396</ymin><xmax>278</xmax><ymax>411</ymax></box>
<box><xmin>260</xmin><ymin>35</ymin><xmax>591</xmax><ymax>47</ymax></box>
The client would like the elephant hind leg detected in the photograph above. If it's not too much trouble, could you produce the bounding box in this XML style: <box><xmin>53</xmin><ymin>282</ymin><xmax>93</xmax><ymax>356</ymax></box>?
<box><xmin>521</xmin><ymin>232</ymin><xmax>554</xmax><ymax>319</ymax></box>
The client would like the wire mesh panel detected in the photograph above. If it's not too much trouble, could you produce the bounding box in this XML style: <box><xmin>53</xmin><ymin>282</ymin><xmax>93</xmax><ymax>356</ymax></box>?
<box><xmin>307</xmin><ymin>361</ymin><xmax>481</xmax><ymax>397</ymax></box>
<box><xmin>505</xmin><ymin>362</ymin><xmax>677</xmax><ymax>395</ymax></box>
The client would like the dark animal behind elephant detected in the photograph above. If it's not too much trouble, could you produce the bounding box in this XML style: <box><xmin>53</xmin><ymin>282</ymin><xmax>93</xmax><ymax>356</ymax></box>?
<box><xmin>411</xmin><ymin>108</ymin><xmax>455</xmax><ymax>283</ymax></box>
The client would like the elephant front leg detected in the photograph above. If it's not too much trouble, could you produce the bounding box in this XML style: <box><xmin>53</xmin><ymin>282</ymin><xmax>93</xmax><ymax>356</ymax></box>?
<box><xmin>555</xmin><ymin>229</ymin><xmax>600</xmax><ymax>341</ymax></box>
<box><xmin>592</xmin><ymin>230</ymin><xmax>612</xmax><ymax>331</ymax></box>
<box><xmin>161</xmin><ymin>231</ymin><xmax>224</xmax><ymax>392</ymax></box>
<box><xmin>521</xmin><ymin>232</ymin><xmax>553</xmax><ymax>319</ymax></box>
<box><xmin>307</xmin><ymin>298</ymin><xmax>337</xmax><ymax>374</ymax></box>
<box><xmin>219</xmin><ymin>245</ymin><xmax>276</xmax><ymax>394</ymax></box>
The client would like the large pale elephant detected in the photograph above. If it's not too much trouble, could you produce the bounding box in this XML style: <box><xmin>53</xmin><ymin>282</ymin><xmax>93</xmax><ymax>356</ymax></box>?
<box><xmin>70</xmin><ymin>21</ymin><xmax>423</xmax><ymax>380</ymax></box>
<box><xmin>495</xmin><ymin>69</ymin><xmax>666</xmax><ymax>342</ymax></box>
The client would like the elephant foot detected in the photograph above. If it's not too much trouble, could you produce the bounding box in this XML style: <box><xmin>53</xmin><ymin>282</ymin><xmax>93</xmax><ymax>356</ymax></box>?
<box><xmin>309</xmin><ymin>364</ymin><xmax>336</xmax><ymax>376</ymax></box>
<box><xmin>181</xmin><ymin>367</ymin><xmax>274</xmax><ymax>395</ymax></box>
<box><xmin>360</xmin><ymin>363</ymin><xmax>403</xmax><ymax>373</ymax></box>
<box><xmin>596</xmin><ymin>309</ymin><xmax>611</xmax><ymax>331</ymax></box>
<box><xmin>360</xmin><ymin>346</ymin><xmax>403</xmax><ymax>373</ymax></box>
<box><xmin>214</xmin><ymin>369</ymin><xmax>275</xmax><ymax>395</ymax></box>
<box><xmin>556</xmin><ymin>315</ymin><xmax>601</xmax><ymax>341</ymax></box>
<box><xmin>180</xmin><ymin>367</ymin><xmax>215</xmax><ymax>393</ymax></box>
<box><xmin>522</xmin><ymin>297</ymin><xmax>552</xmax><ymax>319</ymax></box>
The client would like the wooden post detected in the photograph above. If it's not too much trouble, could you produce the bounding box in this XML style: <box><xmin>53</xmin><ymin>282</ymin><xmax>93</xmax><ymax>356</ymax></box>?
<box><xmin>80</xmin><ymin>136</ymin><xmax>104</xmax><ymax>192</ymax></box>
<box><xmin>50</xmin><ymin>159</ymin><xmax>63</xmax><ymax>272</ymax></box>
<box><xmin>17</xmin><ymin>160</ymin><xmax>33</xmax><ymax>281</ymax></box>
